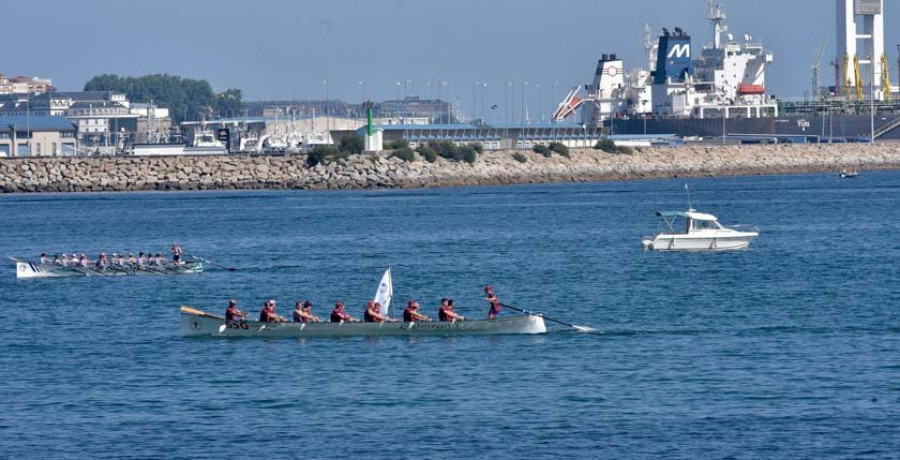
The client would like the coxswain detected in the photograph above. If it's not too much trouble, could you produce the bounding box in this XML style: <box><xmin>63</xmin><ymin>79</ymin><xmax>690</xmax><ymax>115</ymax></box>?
<box><xmin>171</xmin><ymin>242</ymin><xmax>183</xmax><ymax>265</ymax></box>
<box><xmin>330</xmin><ymin>301</ymin><xmax>359</xmax><ymax>323</ymax></box>
<box><xmin>39</xmin><ymin>253</ymin><xmax>49</xmax><ymax>264</ymax></box>
<box><xmin>364</xmin><ymin>301</ymin><xmax>394</xmax><ymax>323</ymax></box>
<box><xmin>438</xmin><ymin>298</ymin><xmax>466</xmax><ymax>322</ymax></box>
<box><xmin>485</xmin><ymin>285</ymin><xmax>502</xmax><ymax>320</ymax></box>
<box><xmin>258</xmin><ymin>299</ymin><xmax>286</xmax><ymax>323</ymax></box>
<box><xmin>403</xmin><ymin>299</ymin><xmax>431</xmax><ymax>322</ymax></box>
<box><xmin>225</xmin><ymin>299</ymin><xmax>248</xmax><ymax>323</ymax></box>
<box><xmin>293</xmin><ymin>300</ymin><xmax>321</xmax><ymax>323</ymax></box>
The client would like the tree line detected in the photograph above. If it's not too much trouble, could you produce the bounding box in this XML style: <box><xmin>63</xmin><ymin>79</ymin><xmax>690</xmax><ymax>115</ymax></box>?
<box><xmin>83</xmin><ymin>74</ymin><xmax>243</xmax><ymax>124</ymax></box>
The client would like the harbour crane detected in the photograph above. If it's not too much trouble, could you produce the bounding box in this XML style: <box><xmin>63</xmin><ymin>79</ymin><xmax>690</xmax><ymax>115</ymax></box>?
<box><xmin>810</xmin><ymin>42</ymin><xmax>827</xmax><ymax>100</ymax></box>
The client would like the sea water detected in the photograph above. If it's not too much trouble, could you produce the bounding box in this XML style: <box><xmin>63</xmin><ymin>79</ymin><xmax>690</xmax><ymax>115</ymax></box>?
<box><xmin>1</xmin><ymin>173</ymin><xmax>898</xmax><ymax>459</ymax></box>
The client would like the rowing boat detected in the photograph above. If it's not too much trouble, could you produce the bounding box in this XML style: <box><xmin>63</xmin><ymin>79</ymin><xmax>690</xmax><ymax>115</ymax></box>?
<box><xmin>11</xmin><ymin>257</ymin><xmax>203</xmax><ymax>279</ymax></box>
<box><xmin>180</xmin><ymin>306</ymin><xmax>547</xmax><ymax>338</ymax></box>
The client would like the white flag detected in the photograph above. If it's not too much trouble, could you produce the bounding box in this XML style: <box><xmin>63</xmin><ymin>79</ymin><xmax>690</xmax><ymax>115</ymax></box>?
<box><xmin>374</xmin><ymin>267</ymin><xmax>393</xmax><ymax>318</ymax></box>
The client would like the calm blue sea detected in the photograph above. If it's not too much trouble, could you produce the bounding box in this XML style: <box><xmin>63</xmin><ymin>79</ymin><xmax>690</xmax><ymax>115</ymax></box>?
<box><xmin>1</xmin><ymin>173</ymin><xmax>899</xmax><ymax>459</ymax></box>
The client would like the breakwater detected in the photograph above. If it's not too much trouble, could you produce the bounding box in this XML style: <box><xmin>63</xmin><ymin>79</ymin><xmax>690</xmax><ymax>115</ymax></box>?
<box><xmin>1</xmin><ymin>143</ymin><xmax>899</xmax><ymax>193</ymax></box>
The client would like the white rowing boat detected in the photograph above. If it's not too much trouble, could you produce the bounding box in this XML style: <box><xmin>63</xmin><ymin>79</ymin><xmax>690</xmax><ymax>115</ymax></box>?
<box><xmin>11</xmin><ymin>257</ymin><xmax>203</xmax><ymax>279</ymax></box>
<box><xmin>180</xmin><ymin>306</ymin><xmax>547</xmax><ymax>338</ymax></box>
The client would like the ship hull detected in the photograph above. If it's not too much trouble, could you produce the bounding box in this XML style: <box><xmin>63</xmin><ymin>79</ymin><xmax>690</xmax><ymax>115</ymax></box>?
<box><xmin>609</xmin><ymin>115</ymin><xmax>900</xmax><ymax>140</ymax></box>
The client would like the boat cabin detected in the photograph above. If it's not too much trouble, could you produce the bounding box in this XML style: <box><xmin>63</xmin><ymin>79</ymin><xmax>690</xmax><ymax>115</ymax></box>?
<box><xmin>656</xmin><ymin>210</ymin><xmax>724</xmax><ymax>234</ymax></box>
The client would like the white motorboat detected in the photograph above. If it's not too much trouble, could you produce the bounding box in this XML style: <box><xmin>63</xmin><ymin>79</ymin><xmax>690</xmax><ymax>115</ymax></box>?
<box><xmin>180</xmin><ymin>306</ymin><xmax>547</xmax><ymax>338</ymax></box>
<box><xmin>641</xmin><ymin>209</ymin><xmax>759</xmax><ymax>251</ymax></box>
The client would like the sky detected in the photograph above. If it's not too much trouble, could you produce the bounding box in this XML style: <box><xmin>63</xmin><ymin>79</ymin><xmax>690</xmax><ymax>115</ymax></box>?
<box><xmin>6</xmin><ymin>0</ymin><xmax>900</xmax><ymax>121</ymax></box>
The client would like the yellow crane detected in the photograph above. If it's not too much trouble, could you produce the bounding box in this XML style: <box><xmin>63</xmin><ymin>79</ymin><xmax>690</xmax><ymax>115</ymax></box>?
<box><xmin>853</xmin><ymin>55</ymin><xmax>864</xmax><ymax>101</ymax></box>
<box><xmin>843</xmin><ymin>54</ymin><xmax>852</xmax><ymax>104</ymax></box>
<box><xmin>882</xmin><ymin>53</ymin><xmax>892</xmax><ymax>102</ymax></box>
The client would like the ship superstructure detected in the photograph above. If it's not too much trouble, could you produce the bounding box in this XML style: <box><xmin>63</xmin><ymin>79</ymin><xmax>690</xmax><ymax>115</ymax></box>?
<box><xmin>555</xmin><ymin>0</ymin><xmax>777</xmax><ymax>127</ymax></box>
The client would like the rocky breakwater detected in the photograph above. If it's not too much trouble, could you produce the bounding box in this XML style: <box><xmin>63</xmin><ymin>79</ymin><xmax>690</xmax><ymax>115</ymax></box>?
<box><xmin>1</xmin><ymin>143</ymin><xmax>899</xmax><ymax>194</ymax></box>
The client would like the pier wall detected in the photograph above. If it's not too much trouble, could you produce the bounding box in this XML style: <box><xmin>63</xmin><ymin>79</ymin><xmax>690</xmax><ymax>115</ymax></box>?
<box><xmin>1</xmin><ymin>144</ymin><xmax>900</xmax><ymax>193</ymax></box>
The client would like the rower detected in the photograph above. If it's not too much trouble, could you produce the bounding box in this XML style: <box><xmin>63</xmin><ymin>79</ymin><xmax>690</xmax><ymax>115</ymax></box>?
<box><xmin>71</xmin><ymin>253</ymin><xmax>79</xmax><ymax>267</ymax></box>
<box><xmin>79</xmin><ymin>253</ymin><xmax>89</xmax><ymax>268</ymax></box>
<box><xmin>128</xmin><ymin>253</ymin><xmax>137</xmax><ymax>265</ymax></box>
<box><xmin>438</xmin><ymin>298</ymin><xmax>466</xmax><ymax>322</ymax></box>
<box><xmin>485</xmin><ymin>285</ymin><xmax>502</xmax><ymax>320</ymax></box>
<box><xmin>225</xmin><ymin>299</ymin><xmax>248</xmax><ymax>323</ymax></box>
<box><xmin>39</xmin><ymin>253</ymin><xmax>49</xmax><ymax>264</ymax></box>
<box><xmin>95</xmin><ymin>253</ymin><xmax>109</xmax><ymax>269</ymax></box>
<box><xmin>61</xmin><ymin>254</ymin><xmax>70</xmax><ymax>266</ymax></box>
<box><xmin>364</xmin><ymin>301</ymin><xmax>395</xmax><ymax>323</ymax></box>
<box><xmin>403</xmin><ymin>299</ymin><xmax>431</xmax><ymax>322</ymax></box>
<box><xmin>171</xmin><ymin>242</ymin><xmax>183</xmax><ymax>265</ymax></box>
<box><xmin>137</xmin><ymin>252</ymin><xmax>146</xmax><ymax>267</ymax></box>
<box><xmin>154</xmin><ymin>253</ymin><xmax>164</xmax><ymax>266</ymax></box>
<box><xmin>330</xmin><ymin>301</ymin><xmax>359</xmax><ymax>323</ymax></box>
<box><xmin>52</xmin><ymin>255</ymin><xmax>61</xmax><ymax>266</ymax></box>
<box><xmin>259</xmin><ymin>299</ymin><xmax>286</xmax><ymax>323</ymax></box>
<box><xmin>293</xmin><ymin>300</ymin><xmax>321</xmax><ymax>323</ymax></box>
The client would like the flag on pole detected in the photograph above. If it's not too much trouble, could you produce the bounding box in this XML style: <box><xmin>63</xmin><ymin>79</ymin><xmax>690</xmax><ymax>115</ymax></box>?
<box><xmin>374</xmin><ymin>266</ymin><xmax>393</xmax><ymax>318</ymax></box>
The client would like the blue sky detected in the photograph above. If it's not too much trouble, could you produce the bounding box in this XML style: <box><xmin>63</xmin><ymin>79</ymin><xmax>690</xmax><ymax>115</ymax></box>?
<box><xmin>7</xmin><ymin>0</ymin><xmax>899</xmax><ymax>120</ymax></box>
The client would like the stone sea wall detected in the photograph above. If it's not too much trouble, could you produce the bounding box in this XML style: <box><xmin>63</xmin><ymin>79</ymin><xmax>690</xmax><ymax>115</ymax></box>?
<box><xmin>1</xmin><ymin>143</ymin><xmax>899</xmax><ymax>193</ymax></box>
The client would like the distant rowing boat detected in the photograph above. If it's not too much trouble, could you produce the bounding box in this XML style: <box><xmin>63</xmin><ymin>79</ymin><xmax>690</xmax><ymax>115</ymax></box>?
<box><xmin>11</xmin><ymin>257</ymin><xmax>203</xmax><ymax>279</ymax></box>
<box><xmin>180</xmin><ymin>306</ymin><xmax>547</xmax><ymax>338</ymax></box>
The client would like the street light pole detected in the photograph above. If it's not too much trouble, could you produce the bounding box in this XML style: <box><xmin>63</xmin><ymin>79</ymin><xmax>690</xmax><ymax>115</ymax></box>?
<box><xmin>870</xmin><ymin>54</ymin><xmax>876</xmax><ymax>145</ymax></box>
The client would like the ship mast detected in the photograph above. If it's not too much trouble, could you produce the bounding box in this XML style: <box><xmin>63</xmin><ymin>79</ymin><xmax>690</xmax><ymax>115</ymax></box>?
<box><xmin>707</xmin><ymin>0</ymin><xmax>727</xmax><ymax>49</ymax></box>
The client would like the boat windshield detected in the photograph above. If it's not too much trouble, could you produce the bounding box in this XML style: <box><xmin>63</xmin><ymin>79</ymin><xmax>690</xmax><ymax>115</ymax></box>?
<box><xmin>691</xmin><ymin>219</ymin><xmax>720</xmax><ymax>231</ymax></box>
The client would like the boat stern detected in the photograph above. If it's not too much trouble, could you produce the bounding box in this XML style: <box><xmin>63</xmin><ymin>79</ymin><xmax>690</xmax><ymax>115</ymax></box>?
<box><xmin>15</xmin><ymin>261</ymin><xmax>47</xmax><ymax>279</ymax></box>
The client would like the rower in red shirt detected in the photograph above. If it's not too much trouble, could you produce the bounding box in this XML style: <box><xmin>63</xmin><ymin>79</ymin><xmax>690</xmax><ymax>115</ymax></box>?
<box><xmin>363</xmin><ymin>301</ymin><xmax>395</xmax><ymax>323</ymax></box>
<box><xmin>225</xmin><ymin>299</ymin><xmax>248</xmax><ymax>323</ymax></box>
<box><xmin>438</xmin><ymin>298</ymin><xmax>466</xmax><ymax>322</ymax></box>
<box><xmin>259</xmin><ymin>299</ymin><xmax>286</xmax><ymax>323</ymax></box>
<box><xmin>403</xmin><ymin>299</ymin><xmax>431</xmax><ymax>322</ymax></box>
<box><xmin>330</xmin><ymin>301</ymin><xmax>359</xmax><ymax>323</ymax></box>
<box><xmin>485</xmin><ymin>285</ymin><xmax>502</xmax><ymax>320</ymax></box>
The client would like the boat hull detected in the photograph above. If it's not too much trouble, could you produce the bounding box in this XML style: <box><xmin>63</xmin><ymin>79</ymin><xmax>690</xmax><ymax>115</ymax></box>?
<box><xmin>181</xmin><ymin>309</ymin><xmax>547</xmax><ymax>338</ymax></box>
<box><xmin>642</xmin><ymin>233</ymin><xmax>757</xmax><ymax>251</ymax></box>
<box><xmin>15</xmin><ymin>260</ymin><xmax>203</xmax><ymax>279</ymax></box>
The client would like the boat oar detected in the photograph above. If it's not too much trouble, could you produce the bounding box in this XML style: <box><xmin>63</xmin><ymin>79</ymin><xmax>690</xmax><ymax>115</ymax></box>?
<box><xmin>188</xmin><ymin>255</ymin><xmax>237</xmax><ymax>272</ymax></box>
<box><xmin>499</xmin><ymin>303</ymin><xmax>596</xmax><ymax>333</ymax></box>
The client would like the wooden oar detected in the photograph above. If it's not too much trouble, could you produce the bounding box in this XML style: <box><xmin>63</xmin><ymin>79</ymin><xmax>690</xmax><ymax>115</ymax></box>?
<box><xmin>499</xmin><ymin>303</ymin><xmax>596</xmax><ymax>333</ymax></box>
<box><xmin>180</xmin><ymin>305</ymin><xmax>225</xmax><ymax>320</ymax></box>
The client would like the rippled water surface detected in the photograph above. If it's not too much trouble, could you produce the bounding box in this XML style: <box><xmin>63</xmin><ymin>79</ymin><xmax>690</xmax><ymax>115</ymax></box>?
<box><xmin>2</xmin><ymin>173</ymin><xmax>899</xmax><ymax>459</ymax></box>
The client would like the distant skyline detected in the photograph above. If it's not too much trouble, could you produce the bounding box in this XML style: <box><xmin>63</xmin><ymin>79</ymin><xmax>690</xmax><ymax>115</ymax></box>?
<box><xmin>6</xmin><ymin>0</ymin><xmax>900</xmax><ymax>121</ymax></box>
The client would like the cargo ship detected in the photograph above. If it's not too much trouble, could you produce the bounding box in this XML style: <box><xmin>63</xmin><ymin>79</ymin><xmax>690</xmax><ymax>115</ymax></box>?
<box><xmin>551</xmin><ymin>0</ymin><xmax>900</xmax><ymax>141</ymax></box>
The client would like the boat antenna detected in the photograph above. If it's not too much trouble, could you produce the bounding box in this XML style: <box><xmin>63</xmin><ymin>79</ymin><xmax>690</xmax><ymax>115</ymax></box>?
<box><xmin>685</xmin><ymin>183</ymin><xmax>694</xmax><ymax>211</ymax></box>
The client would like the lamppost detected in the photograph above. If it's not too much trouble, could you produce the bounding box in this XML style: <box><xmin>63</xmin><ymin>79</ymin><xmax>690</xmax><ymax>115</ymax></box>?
<box><xmin>322</xmin><ymin>79</ymin><xmax>330</xmax><ymax>134</ymax></box>
<box><xmin>506</xmin><ymin>82</ymin><xmax>512</xmax><ymax>148</ymax></box>
<box><xmin>642</xmin><ymin>100</ymin><xmax>648</xmax><ymax>135</ymax></box>
<box><xmin>870</xmin><ymin>54</ymin><xmax>875</xmax><ymax>145</ymax></box>
<box><xmin>26</xmin><ymin>96</ymin><xmax>31</xmax><ymax>156</ymax></box>
<box><xmin>473</xmin><ymin>80</ymin><xmax>480</xmax><ymax>123</ymax></box>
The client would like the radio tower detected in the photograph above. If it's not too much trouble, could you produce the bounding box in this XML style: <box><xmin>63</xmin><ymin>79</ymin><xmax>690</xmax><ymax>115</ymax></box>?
<box><xmin>707</xmin><ymin>0</ymin><xmax>728</xmax><ymax>49</ymax></box>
